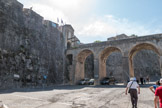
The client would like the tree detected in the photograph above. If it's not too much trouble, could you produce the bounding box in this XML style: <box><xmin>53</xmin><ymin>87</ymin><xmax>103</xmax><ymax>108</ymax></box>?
<box><xmin>94</xmin><ymin>40</ymin><xmax>102</xmax><ymax>43</ymax></box>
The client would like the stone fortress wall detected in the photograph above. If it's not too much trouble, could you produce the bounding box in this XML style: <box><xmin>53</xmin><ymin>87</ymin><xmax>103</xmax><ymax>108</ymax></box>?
<box><xmin>0</xmin><ymin>0</ymin><xmax>66</xmax><ymax>89</ymax></box>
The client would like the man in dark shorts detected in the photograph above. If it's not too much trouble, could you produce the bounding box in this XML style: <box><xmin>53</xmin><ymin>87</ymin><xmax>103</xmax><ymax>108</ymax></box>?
<box><xmin>154</xmin><ymin>78</ymin><xmax>162</xmax><ymax>108</ymax></box>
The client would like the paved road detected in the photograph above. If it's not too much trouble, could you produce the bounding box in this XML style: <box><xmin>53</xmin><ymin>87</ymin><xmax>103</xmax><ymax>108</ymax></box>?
<box><xmin>0</xmin><ymin>84</ymin><xmax>156</xmax><ymax>108</ymax></box>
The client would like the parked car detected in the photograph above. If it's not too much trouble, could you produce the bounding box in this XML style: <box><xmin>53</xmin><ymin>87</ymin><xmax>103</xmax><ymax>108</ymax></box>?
<box><xmin>78</xmin><ymin>78</ymin><xmax>90</xmax><ymax>85</ymax></box>
<box><xmin>87</xmin><ymin>79</ymin><xmax>94</xmax><ymax>85</ymax></box>
<box><xmin>100</xmin><ymin>76</ymin><xmax>115</xmax><ymax>85</ymax></box>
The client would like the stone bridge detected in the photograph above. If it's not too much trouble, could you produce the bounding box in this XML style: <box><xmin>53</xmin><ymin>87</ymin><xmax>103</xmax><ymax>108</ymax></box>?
<box><xmin>66</xmin><ymin>34</ymin><xmax>162</xmax><ymax>85</ymax></box>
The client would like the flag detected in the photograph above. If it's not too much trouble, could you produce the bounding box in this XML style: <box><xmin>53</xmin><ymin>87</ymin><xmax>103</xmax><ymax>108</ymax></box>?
<box><xmin>57</xmin><ymin>18</ymin><xmax>59</xmax><ymax>23</ymax></box>
<box><xmin>61</xmin><ymin>19</ymin><xmax>63</xmax><ymax>24</ymax></box>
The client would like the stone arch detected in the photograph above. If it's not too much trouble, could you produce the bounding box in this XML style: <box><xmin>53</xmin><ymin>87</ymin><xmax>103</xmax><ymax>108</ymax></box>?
<box><xmin>75</xmin><ymin>49</ymin><xmax>94</xmax><ymax>83</ymax></box>
<box><xmin>99</xmin><ymin>47</ymin><xmax>122</xmax><ymax>80</ymax></box>
<box><xmin>129</xmin><ymin>43</ymin><xmax>160</xmax><ymax>77</ymax></box>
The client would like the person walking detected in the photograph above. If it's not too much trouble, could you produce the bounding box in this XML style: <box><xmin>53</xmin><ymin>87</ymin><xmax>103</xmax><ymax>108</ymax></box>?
<box><xmin>140</xmin><ymin>77</ymin><xmax>144</xmax><ymax>85</ymax></box>
<box><xmin>146</xmin><ymin>76</ymin><xmax>150</xmax><ymax>84</ymax></box>
<box><xmin>149</xmin><ymin>80</ymin><xmax>160</xmax><ymax>93</ymax></box>
<box><xmin>150</xmin><ymin>80</ymin><xmax>160</xmax><ymax>108</ymax></box>
<box><xmin>125</xmin><ymin>77</ymin><xmax>140</xmax><ymax>108</ymax></box>
<box><xmin>154</xmin><ymin>78</ymin><xmax>162</xmax><ymax>108</ymax></box>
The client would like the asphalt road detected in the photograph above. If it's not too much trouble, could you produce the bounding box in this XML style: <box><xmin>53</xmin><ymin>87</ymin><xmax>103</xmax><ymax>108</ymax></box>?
<box><xmin>0</xmin><ymin>83</ymin><xmax>156</xmax><ymax>108</ymax></box>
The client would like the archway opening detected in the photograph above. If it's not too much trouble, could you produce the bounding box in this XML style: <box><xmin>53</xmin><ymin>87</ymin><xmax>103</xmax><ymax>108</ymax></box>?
<box><xmin>133</xmin><ymin>49</ymin><xmax>160</xmax><ymax>82</ymax></box>
<box><xmin>65</xmin><ymin>54</ymin><xmax>73</xmax><ymax>84</ymax></box>
<box><xmin>106</xmin><ymin>52</ymin><xmax>122</xmax><ymax>83</ymax></box>
<box><xmin>75</xmin><ymin>50</ymin><xmax>94</xmax><ymax>83</ymax></box>
<box><xmin>129</xmin><ymin>43</ymin><xmax>160</xmax><ymax>82</ymax></box>
<box><xmin>84</xmin><ymin>54</ymin><xmax>94</xmax><ymax>79</ymax></box>
<box><xmin>99</xmin><ymin>47</ymin><xmax>122</xmax><ymax>82</ymax></box>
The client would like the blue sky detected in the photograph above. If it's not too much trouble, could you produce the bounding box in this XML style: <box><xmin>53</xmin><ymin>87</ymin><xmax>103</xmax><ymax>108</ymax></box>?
<box><xmin>17</xmin><ymin>0</ymin><xmax>162</xmax><ymax>43</ymax></box>
<box><xmin>95</xmin><ymin>0</ymin><xmax>162</xmax><ymax>23</ymax></box>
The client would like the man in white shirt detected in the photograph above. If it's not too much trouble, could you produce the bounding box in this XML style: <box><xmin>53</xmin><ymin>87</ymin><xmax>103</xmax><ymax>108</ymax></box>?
<box><xmin>125</xmin><ymin>77</ymin><xmax>140</xmax><ymax>108</ymax></box>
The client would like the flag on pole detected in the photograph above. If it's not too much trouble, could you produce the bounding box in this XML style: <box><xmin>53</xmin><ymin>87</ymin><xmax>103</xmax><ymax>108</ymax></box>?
<box><xmin>61</xmin><ymin>19</ymin><xmax>63</xmax><ymax>25</ymax></box>
<box><xmin>57</xmin><ymin>18</ymin><xmax>59</xmax><ymax>24</ymax></box>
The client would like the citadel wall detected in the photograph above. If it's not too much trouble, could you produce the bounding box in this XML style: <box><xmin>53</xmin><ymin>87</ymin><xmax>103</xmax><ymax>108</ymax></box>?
<box><xmin>0</xmin><ymin>0</ymin><xmax>65</xmax><ymax>89</ymax></box>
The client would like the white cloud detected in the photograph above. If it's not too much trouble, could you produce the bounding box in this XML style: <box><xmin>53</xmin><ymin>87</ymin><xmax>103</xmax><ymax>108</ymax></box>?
<box><xmin>18</xmin><ymin>0</ymin><xmax>95</xmax><ymax>24</ymax></box>
<box><xmin>76</xmin><ymin>15</ymin><xmax>162</xmax><ymax>43</ymax></box>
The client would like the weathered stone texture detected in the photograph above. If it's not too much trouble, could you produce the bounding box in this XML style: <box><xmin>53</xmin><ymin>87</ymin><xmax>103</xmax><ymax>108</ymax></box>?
<box><xmin>0</xmin><ymin>0</ymin><xmax>64</xmax><ymax>89</ymax></box>
<box><xmin>133</xmin><ymin>50</ymin><xmax>161</xmax><ymax>80</ymax></box>
<box><xmin>85</xmin><ymin>54</ymin><xmax>94</xmax><ymax>78</ymax></box>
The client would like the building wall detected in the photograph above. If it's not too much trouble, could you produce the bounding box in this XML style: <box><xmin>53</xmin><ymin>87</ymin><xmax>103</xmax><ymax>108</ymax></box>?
<box><xmin>0</xmin><ymin>0</ymin><xmax>65</xmax><ymax>89</ymax></box>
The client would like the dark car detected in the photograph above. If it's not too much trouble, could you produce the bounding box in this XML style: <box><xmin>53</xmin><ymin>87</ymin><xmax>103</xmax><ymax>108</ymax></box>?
<box><xmin>100</xmin><ymin>77</ymin><xmax>115</xmax><ymax>85</ymax></box>
<box><xmin>78</xmin><ymin>78</ymin><xmax>90</xmax><ymax>85</ymax></box>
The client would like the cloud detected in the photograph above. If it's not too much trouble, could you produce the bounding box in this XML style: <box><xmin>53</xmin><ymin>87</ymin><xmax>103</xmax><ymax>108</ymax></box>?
<box><xmin>18</xmin><ymin>0</ymin><xmax>95</xmax><ymax>24</ymax></box>
<box><xmin>17</xmin><ymin>0</ymin><xmax>162</xmax><ymax>43</ymax></box>
<box><xmin>77</xmin><ymin>15</ymin><xmax>162</xmax><ymax>43</ymax></box>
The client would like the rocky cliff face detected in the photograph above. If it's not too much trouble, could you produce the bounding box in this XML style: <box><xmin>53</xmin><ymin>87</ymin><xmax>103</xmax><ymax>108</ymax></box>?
<box><xmin>0</xmin><ymin>0</ymin><xmax>64</xmax><ymax>89</ymax></box>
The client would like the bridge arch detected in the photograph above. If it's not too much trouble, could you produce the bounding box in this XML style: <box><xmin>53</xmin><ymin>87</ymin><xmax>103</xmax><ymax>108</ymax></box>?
<box><xmin>99</xmin><ymin>47</ymin><xmax>122</xmax><ymax>80</ymax></box>
<box><xmin>129</xmin><ymin>43</ymin><xmax>160</xmax><ymax>77</ymax></box>
<box><xmin>75</xmin><ymin>49</ymin><xmax>94</xmax><ymax>83</ymax></box>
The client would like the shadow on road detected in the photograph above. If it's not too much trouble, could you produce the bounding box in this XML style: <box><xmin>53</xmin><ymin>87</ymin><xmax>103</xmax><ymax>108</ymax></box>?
<box><xmin>0</xmin><ymin>82</ymin><xmax>155</xmax><ymax>94</ymax></box>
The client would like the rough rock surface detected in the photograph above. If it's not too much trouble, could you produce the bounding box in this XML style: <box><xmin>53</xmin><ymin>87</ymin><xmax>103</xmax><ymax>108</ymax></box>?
<box><xmin>0</xmin><ymin>0</ymin><xmax>64</xmax><ymax>89</ymax></box>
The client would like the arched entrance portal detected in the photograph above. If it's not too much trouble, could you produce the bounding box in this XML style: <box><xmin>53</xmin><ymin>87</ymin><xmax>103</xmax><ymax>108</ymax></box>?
<box><xmin>99</xmin><ymin>47</ymin><xmax>122</xmax><ymax>81</ymax></box>
<box><xmin>75</xmin><ymin>49</ymin><xmax>94</xmax><ymax>83</ymax></box>
<box><xmin>65</xmin><ymin>54</ymin><xmax>73</xmax><ymax>84</ymax></box>
<box><xmin>106</xmin><ymin>52</ymin><xmax>123</xmax><ymax>82</ymax></box>
<box><xmin>129</xmin><ymin>43</ymin><xmax>160</xmax><ymax>77</ymax></box>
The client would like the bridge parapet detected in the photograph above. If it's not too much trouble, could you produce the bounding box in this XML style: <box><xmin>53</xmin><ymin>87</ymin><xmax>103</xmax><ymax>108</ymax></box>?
<box><xmin>69</xmin><ymin>34</ymin><xmax>162</xmax><ymax>50</ymax></box>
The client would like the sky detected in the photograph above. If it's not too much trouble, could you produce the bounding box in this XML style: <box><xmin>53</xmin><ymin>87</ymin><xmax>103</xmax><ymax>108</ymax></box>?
<box><xmin>17</xmin><ymin>0</ymin><xmax>162</xmax><ymax>43</ymax></box>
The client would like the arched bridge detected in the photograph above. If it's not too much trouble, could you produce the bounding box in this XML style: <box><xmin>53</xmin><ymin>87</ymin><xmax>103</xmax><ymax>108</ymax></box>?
<box><xmin>66</xmin><ymin>34</ymin><xmax>162</xmax><ymax>85</ymax></box>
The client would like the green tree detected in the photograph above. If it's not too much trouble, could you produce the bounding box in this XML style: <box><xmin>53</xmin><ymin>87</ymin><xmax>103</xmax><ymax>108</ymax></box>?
<box><xmin>94</xmin><ymin>40</ymin><xmax>102</xmax><ymax>43</ymax></box>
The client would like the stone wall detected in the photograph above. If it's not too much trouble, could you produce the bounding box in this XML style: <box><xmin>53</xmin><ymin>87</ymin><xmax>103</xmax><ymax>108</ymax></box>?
<box><xmin>0</xmin><ymin>0</ymin><xmax>64</xmax><ymax>89</ymax></box>
<box><xmin>133</xmin><ymin>50</ymin><xmax>161</xmax><ymax>81</ymax></box>
<box><xmin>85</xmin><ymin>54</ymin><xmax>94</xmax><ymax>78</ymax></box>
<box><xmin>106</xmin><ymin>52</ymin><xmax>123</xmax><ymax>82</ymax></box>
